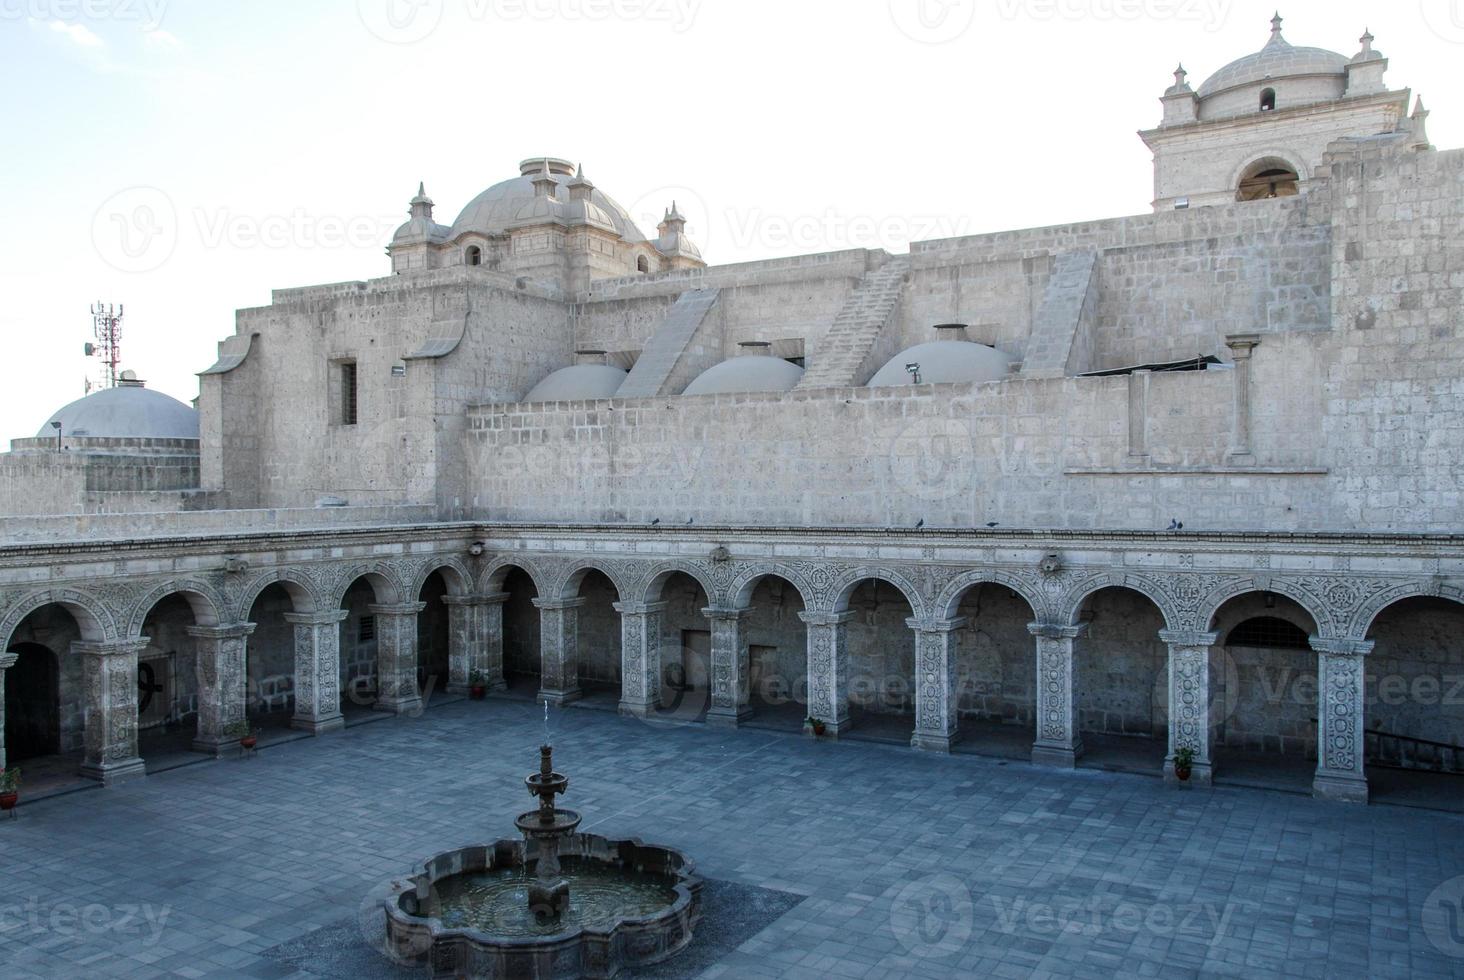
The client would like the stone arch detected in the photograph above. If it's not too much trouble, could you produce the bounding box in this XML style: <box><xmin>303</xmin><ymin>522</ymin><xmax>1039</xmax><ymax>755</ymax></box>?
<box><xmin>234</xmin><ymin>569</ymin><xmax>319</xmax><ymax>620</ymax></box>
<box><xmin>407</xmin><ymin>557</ymin><xmax>474</xmax><ymax>600</ymax></box>
<box><xmin>0</xmin><ymin>588</ymin><xmax>113</xmax><ymax>646</ymax></box>
<box><xmin>553</xmin><ymin>562</ymin><xmax>631</xmax><ymax>602</ymax></box>
<box><xmin>1351</xmin><ymin>579</ymin><xmax>1464</xmax><ymax>639</ymax></box>
<box><xmin>327</xmin><ymin>562</ymin><xmax>405</xmax><ymax>608</ymax></box>
<box><xmin>727</xmin><ymin>563</ymin><xmax>813</xmax><ymax>611</ymax></box>
<box><xmin>827</xmin><ymin>566</ymin><xmax>927</xmax><ymax>620</ymax></box>
<box><xmin>935</xmin><ymin>569</ymin><xmax>1047</xmax><ymax>623</ymax></box>
<box><xmin>1197</xmin><ymin>577</ymin><xmax>1332</xmax><ymax>638</ymax></box>
<box><xmin>638</xmin><ymin>561</ymin><xmax>717</xmax><ymax>606</ymax></box>
<box><xmin>126</xmin><ymin>579</ymin><xmax>226</xmax><ymax>638</ymax></box>
<box><xmin>1230</xmin><ymin>150</ymin><xmax>1308</xmax><ymax>192</ymax></box>
<box><xmin>1058</xmin><ymin>572</ymin><xmax>1179</xmax><ymax>631</ymax></box>
<box><xmin>480</xmin><ymin>556</ymin><xmax>547</xmax><ymax>597</ymax></box>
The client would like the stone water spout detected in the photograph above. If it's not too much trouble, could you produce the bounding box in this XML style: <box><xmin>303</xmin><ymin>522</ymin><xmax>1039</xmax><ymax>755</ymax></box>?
<box><xmin>514</xmin><ymin>741</ymin><xmax>582</xmax><ymax>920</ymax></box>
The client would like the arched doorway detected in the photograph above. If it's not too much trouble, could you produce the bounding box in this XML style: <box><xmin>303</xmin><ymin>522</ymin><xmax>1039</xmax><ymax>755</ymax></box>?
<box><xmin>950</xmin><ymin>583</ymin><xmax>1038</xmax><ymax>760</ymax></box>
<box><xmin>1208</xmin><ymin>591</ymin><xmax>1319</xmax><ymax>792</ymax></box>
<box><xmin>562</xmin><ymin>568</ymin><xmax>622</xmax><ymax>709</ymax></box>
<box><xmin>337</xmin><ymin>573</ymin><xmax>396</xmax><ymax>715</ymax></box>
<box><xmin>739</xmin><ymin>574</ymin><xmax>806</xmax><ymax>732</ymax></box>
<box><xmin>4</xmin><ymin>642</ymin><xmax>60</xmax><ymax>762</ymax></box>
<box><xmin>1363</xmin><ymin>596</ymin><xmax>1464</xmax><ymax>808</ymax></box>
<box><xmin>245</xmin><ymin>583</ymin><xmax>304</xmax><ymax>728</ymax></box>
<box><xmin>1074</xmin><ymin>587</ymin><xmax>1168</xmax><ymax>773</ymax></box>
<box><xmin>500</xmin><ymin>567</ymin><xmax>541</xmax><ymax>699</ymax></box>
<box><xmin>841</xmin><ymin>578</ymin><xmax>916</xmax><ymax>744</ymax></box>
<box><xmin>416</xmin><ymin>570</ymin><xmax>452</xmax><ymax>698</ymax></box>
<box><xmin>644</xmin><ymin>570</ymin><xmax>713</xmax><ymax>724</ymax></box>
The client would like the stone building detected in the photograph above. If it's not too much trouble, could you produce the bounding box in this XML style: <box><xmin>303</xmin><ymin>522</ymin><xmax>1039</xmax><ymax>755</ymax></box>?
<box><xmin>1</xmin><ymin>17</ymin><xmax>1459</xmax><ymax>804</ymax></box>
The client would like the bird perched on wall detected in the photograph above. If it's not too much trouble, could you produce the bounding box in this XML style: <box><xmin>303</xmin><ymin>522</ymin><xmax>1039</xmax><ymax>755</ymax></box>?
<box><xmin>915</xmin><ymin>518</ymin><xmax>925</xmax><ymax>530</ymax></box>
<box><xmin>650</xmin><ymin>518</ymin><xmax>660</xmax><ymax>526</ymax></box>
<box><xmin>686</xmin><ymin>517</ymin><xmax>694</xmax><ymax>525</ymax></box>
<box><xmin>985</xmin><ymin>522</ymin><xmax>999</xmax><ymax>528</ymax></box>
<box><xmin>1166</xmin><ymin>518</ymin><xmax>1184</xmax><ymax>531</ymax></box>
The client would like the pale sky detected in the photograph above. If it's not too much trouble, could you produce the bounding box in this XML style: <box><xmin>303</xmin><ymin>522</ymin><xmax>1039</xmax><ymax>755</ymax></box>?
<box><xmin>0</xmin><ymin>0</ymin><xmax>1458</xmax><ymax>437</ymax></box>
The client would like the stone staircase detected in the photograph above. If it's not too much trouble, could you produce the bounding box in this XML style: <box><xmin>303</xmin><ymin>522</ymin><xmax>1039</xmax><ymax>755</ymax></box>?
<box><xmin>1022</xmin><ymin>250</ymin><xmax>1098</xmax><ymax>378</ymax></box>
<box><xmin>796</xmin><ymin>257</ymin><xmax>911</xmax><ymax>390</ymax></box>
<box><xmin>616</xmin><ymin>288</ymin><xmax>721</xmax><ymax>398</ymax></box>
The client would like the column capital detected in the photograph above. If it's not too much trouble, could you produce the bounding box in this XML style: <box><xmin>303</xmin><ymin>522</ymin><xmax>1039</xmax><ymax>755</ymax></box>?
<box><xmin>368</xmin><ymin>601</ymin><xmax>428</xmax><ymax>616</ymax></box>
<box><xmin>613</xmin><ymin>600</ymin><xmax>668</xmax><ymax>616</ymax></box>
<box><xmin>1225</xmin><ymin>333</ymin><xmax>1261</xmax><ymax>356</ymax></box>
<box><xmin>442</xmin><ymin>592</ymin><xmax>510</xmax><ymax>607</ymax></box>
<box><xmin>185</xmin><ymin>622</ymin><xmax>257</xmax><ymax>640</ymax></box>
<box><xmin>906</xmin><ymin>616</ymin><xmax>968</xmax><ymax>634</ymax></box>
<box><xmin>0</xmin><ymin>652</ymin><xmax>17</xmax><ymax>670</ymax></box>
<box><xmin>1310</xmin><ymin>637</ymin><xmax>1374</xmax><ymax>657</ymax></box>
<box><xmin>701</xmin><ymin>606</ymin><xmax>749</xmax><ymax>622</ymax></box>
<box><xmin>798</xmin><ymin>610</ymin><xmax>857</xmax><ymax>627</ymax></box>
<box><xmin>284</xmin><ymin>609</ymin><xmax>349</xmax><ymax>626</ymax></box>
<box><xmin>1158</xmin><ymin>629</ymin><xmax>1219</xmax><ymax>647</ymax></box>
<box><xmin>532</xmin><ymin>596</ymin><xmax>587</xmax><ymax>612</ymax></box>
<box><xmin>1028</xmin><ymin>622</ymin><xmax>1088</xmax><ymax>640</ymax></box>
<box><xmin>72</xmin><ymin>638</ymin><xmax>151</xmax><ymax>657</ymax></box>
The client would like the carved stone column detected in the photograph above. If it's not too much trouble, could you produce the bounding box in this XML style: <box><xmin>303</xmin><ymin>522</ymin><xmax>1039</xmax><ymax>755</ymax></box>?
<box><xmin>443</xmin><ymin>594</ymin><xmax>508</xmax><ymax>695</ymax></box>
<box><xmin>1313</xmin><ymin>637</ymin><xmax>1372</xmax><ymax>803</ymax></box>
<box><xmin>1160</xmin><ymin>630</ymin><xmax>1218</xmax><ymax>785</ymax></box>
<box><xmin>615</xmin><ymin>600</ymin><xmax>666</xmax><ymax>718</ymax></box>
<box><xmin>800</xmin><ymin>611</ymin><xmax>854</xmax><ymax>737</ymax></box>
<box><xmin>76</xmin><ymin>638</ymin><xmax>149</xmax><ymax>785</ymax></box>
<box><xmin>704</xmin><ymin>607</ymin><xmax>751</xmax><ymax>727</ymax></box>
<box><xmin>284</xmin><ymin>609</ymin><xmax>347</xmax><ymax>734</ymax></box>
<box><xmin>1029</xmin><ymin>623</ymin><xmax>1086</xmax><ymax>767</ymax></box>
<box><xmin>909</xmin><ymin>617</ymin><xmax>966</xmax><ymax>752</ymax></box>
<box><xmin>1226</xmin><ymin>333</ymin><xmax>1261</xmax><ymax>461</ymax></box>
<box><xmin>533</xmin><ymin>597</ymin><xmax>585</xmax><ymax>705</ymax></box>
<box><xmin>370</xmin><ymin>602</ymin><xmax>428</xmax><ymax>715</ymax></box>
<box><xmin>188</xmin><ymin>622</ymin><xmax>256</xmax><ymax>756</ymax></box>
<box><xmin>0</xmin><ymin>652</ymin><xmax>16</xmax><ymax>772</ymax></box>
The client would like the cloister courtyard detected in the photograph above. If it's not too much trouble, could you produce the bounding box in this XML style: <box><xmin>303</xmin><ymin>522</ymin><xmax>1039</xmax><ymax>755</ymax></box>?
<box><xmin>3</xmin><ymin>695</ymin><xmax>1464</xmax><ymax>978</ymax></box>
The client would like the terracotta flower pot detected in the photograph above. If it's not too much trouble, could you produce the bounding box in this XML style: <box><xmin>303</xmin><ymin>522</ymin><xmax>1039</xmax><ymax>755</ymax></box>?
<box><xmin>1174</xmin><ymin>765</ymin><xmax>1191</xmax><ymax>782</ymax></box>
<box><xmin>240</xmin><ymin>736</ymin><xmax>258</xmax><ymax>750</ymax></box>
<box><xmin>811</xmin><ymin>723</ymin><xmax>826</xmax><ymax>736</ymax></box>
<box><xmin>470</xmin><ymin>685</ymin><xmax>487</xmax><ymax>700</ymax></box>
<box><xmin>0</xmin><ymin>792</ymin><xmax>18</xmax><ymax>811</ymax></box>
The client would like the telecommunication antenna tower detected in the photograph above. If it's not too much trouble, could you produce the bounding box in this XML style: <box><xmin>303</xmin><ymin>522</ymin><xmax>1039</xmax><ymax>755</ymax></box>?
<box><xmin>86</xmin><ymin>302</ymin><xmax>124</xmax><ymax>390</ymax></box>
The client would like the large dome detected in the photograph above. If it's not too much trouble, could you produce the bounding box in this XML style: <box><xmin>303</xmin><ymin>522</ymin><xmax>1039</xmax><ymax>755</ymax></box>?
<box><xmin>868</xmin><ymin>328</ymin><xmax>1012</xmax><ymax>388</ymax></box>
<box><xmin>38</xmin><ymin>384</ymin><xmax>199</xmax><ymax>440</ymax></box>
<box><xmin>683</xmin><ymin>350</ymin><xmax>804</xmax><ymax>397</ymax></box>
<box><xmin>450</xmin><ymin>158</ymin><xmax>649</xmax><ymax>242</ymax></box>
<box><xmin>1197</xmin><ymin>26</ymin><xmax>1347</xmax><ymax>99</ymax></box>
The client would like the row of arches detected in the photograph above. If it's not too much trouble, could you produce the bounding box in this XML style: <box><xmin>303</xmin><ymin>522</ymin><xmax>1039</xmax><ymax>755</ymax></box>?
<box><xmin>4</xmin><ymin>558</ymin><xmax>1461</xmax><ymax>805</ymax></box>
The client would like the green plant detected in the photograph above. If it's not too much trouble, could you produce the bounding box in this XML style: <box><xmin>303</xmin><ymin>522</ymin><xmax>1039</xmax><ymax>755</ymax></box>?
<box><xmin>0</xmin><ymin>767</ymin><xmax>20</xmax><ymax>793</ymax></box>
<box><xmin>469</xmin><ymin>670</ymin><xmax>489</xmax><ymax>686</ymax></box>
<box><xmin>224</xmin><ymin>720</ymin><xmax>251</xmax><ymax>739</ymax></box>
<box><xmin>1174</xmin><ymin>747</ymin><xmax>1195</xmax><ymax>770</ymax></box>
<box><xmin>805</xmin><ymin>716</ymin><xmax>826</xmax><ymax>730</ymax></box>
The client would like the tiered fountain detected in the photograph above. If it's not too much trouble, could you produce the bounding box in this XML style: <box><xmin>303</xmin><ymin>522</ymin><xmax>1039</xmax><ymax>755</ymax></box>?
<box><xmin>378</xmin><ymin>713</ymin><xmax>700</xmax><ymax>978</ymax></box>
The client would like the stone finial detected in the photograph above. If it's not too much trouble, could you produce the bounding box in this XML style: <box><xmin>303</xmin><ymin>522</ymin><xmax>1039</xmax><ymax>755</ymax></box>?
<box><xmin>531</xmin><ymin>158</ymin><xmax>557</xmax><ymax>198</ymax></box>
<box><xmin>409</xmin><ymin>181</ymin><xmax>434</xmax><ymax>220</ymax></box>
<box><xmin>567</xmin><ymin>162</ymin><xmax>594</xmax><ymax>201</ymax></box>
<box><xmin>659</xmin><ymin>201</ymin><xmax>687</xmax><ymax>236</ymax></box>
<box><xmin>1351</xmin><ymin>27</ymin><xmax>1382</xmax><ymax>63</ymax></box>
<box><xmin>1270</xmin><ymin>11</ymin><xmax>1283</xmax><ymax>39</ymax></box>
<box><xmin>1409</xmin><ymin>95</ymin><xmax>1433</xmax><ymax>150</ymax></box>
<box><xmin>1165</xmin><ymin>63</ymin><xmax>1193</xmax><ymax>96</ymax></box>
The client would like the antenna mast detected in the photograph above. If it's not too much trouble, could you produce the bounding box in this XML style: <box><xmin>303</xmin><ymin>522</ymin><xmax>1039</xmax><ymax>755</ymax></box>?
<box><xmin>87</xmin><ymin>301</ymin><xmax>124</xmax><ymax>390</ymax></box>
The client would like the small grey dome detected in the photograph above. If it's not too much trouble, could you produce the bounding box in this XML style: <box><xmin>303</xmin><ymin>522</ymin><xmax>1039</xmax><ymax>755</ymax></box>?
<box><xmin>523</xmin><ymin>364</ymin><xmax>628</xmax><ymax>403</ymax></box>
<box><xmin>683</xmin><ymin>354</ymin><xmax>804</xmax><ymax>396</ymax></box>
<box><xmin>1197</xmin><ymin>28</ymin><xmax>1347</xmax><ymax>99</ymax></box>
<box><xmin>868</xmin><ymin>340</ymin><xmax>1011</xmax><ymax>387</ymax></box>
<box><xmin>39</xmin><ymin>384</ymin><xmax>199</xmax><ymax>439</ymax></box>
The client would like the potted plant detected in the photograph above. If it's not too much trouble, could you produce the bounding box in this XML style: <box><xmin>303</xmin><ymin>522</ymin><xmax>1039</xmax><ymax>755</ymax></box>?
<box><xmin>805</xmin><ymin>716</ymin><xmax>827</xmax><ymax>737</ymax></box>
<box><xmin>0</xmin><ymin>767</ymin><xmax>20</xmax><ymax>811</ymax></box>
<box><xmin>1173</xmin><ymin>746</ymin><xmax>1195</xmax><ymax>783</ymax></box>
<box><xmin>469</xmin><ymin>670</ymin><xmax>489</xmax><ymax>701</ymax></box>
<box><xmin>226</xmin><ymin>720</ymin><xmax>257</xmax><ymax>751</ymax></box>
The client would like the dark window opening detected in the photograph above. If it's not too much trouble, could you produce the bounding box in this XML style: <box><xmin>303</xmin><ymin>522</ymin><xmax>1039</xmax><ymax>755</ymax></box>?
<box><xmin>1226</xmin><ymin>616</ymin><xmax>1310</xmax><ymax>649</ymax></box>
<box><xmin>465</xmin><ymin>245</ymin><xmax>482</xmax><ymax>266</ymax></box>
<box><xmin>1260</xmin><ymin>88</ymin><xmax>1276</xmax><ymax>111</ymax></box>
<box><xmin>341</xmin><ymin>361</ymin><xmax>358</xmax><ymax>426</ymax></box>
<box><xmin>1238</xmin><ymin>164</ymin><xmax>1300</xmax><ymax>201</ymax></box>
<box><xmin>784</xmin><ymin>356</ymin><xmax>806</xmax><ymax>368</ymax></box>
<box><xmin>636</xmin><ymin>256</ymin><xmax>649</xmax><ymax>273</ymax></box>
<box><xmin>358</xmin><ymin>614</ymin><xmax>375</xmax><ymax>642</ymax></box>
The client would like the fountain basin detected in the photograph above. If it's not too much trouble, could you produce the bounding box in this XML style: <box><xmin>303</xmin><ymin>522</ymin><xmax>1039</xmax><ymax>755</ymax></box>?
<box><xmin>380</xmin><ymin>834</ymin><xmax>701</xmax><ymax>978</ymax></box>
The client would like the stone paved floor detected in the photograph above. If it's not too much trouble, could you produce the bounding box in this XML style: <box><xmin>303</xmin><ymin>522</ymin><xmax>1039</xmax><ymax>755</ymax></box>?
<box><xmin>4</xmin><ymin>697</ymin><xmax>1464</xmax><ymax>978</ymax></box>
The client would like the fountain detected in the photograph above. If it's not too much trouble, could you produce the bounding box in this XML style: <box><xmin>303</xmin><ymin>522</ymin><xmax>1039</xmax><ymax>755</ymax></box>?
<box><xmin>376</xmin><ymin>706</ymin><xmax>701</xmax><ymax>978</ymax></box>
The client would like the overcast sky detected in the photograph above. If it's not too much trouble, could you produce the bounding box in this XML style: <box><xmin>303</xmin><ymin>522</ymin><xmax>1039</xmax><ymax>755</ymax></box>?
<box><xmin>0</xmin><ymin>0</ymin><xmax>1458</xmax><ymax>436</ymax></box>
